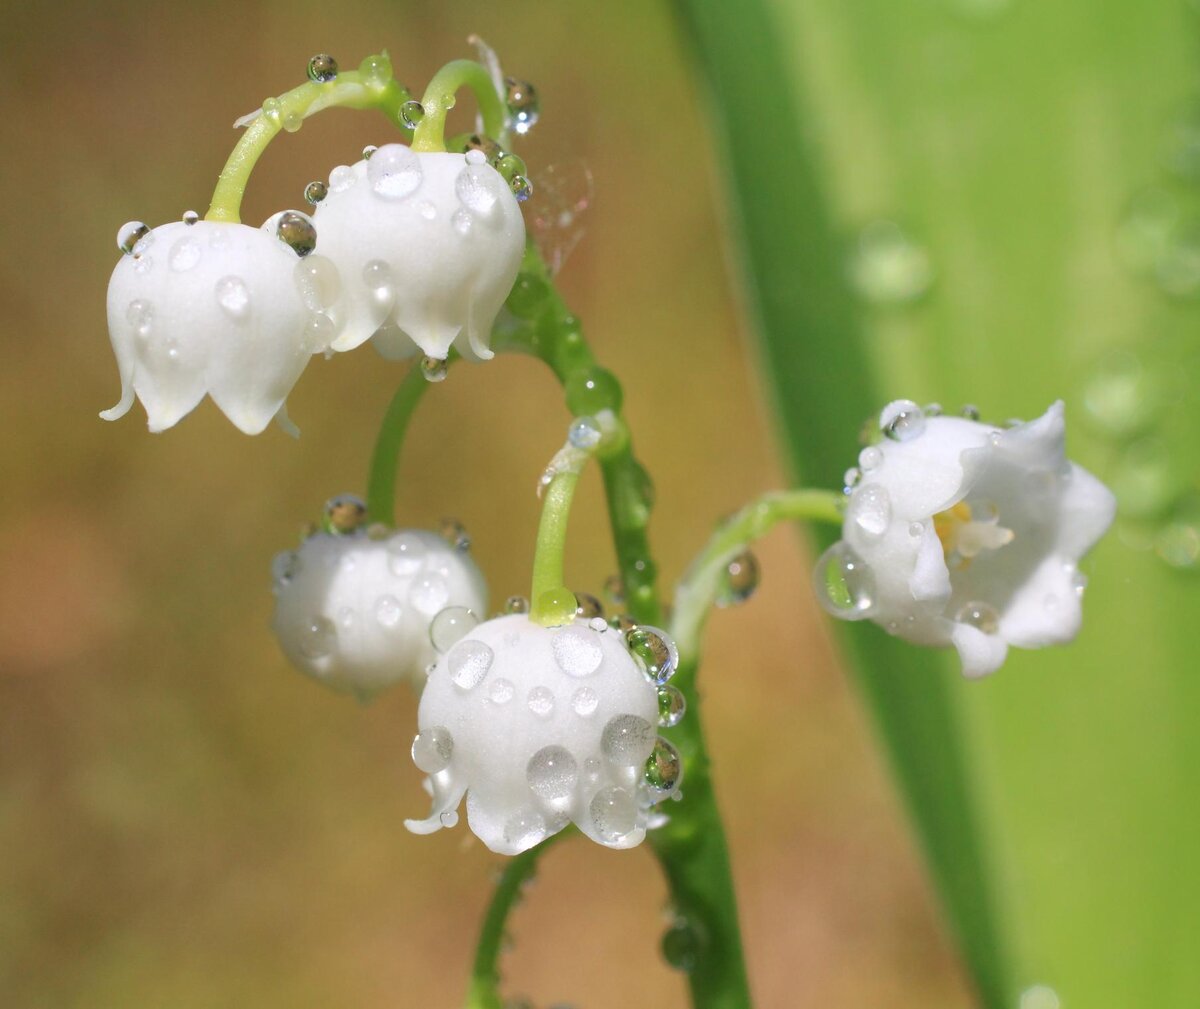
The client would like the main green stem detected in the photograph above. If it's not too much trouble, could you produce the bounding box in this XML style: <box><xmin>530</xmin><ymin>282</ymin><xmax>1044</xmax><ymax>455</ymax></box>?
<box><xmin>411</xmin><ymin>59</ymin><xmax>507</xmax><ymax>152</ymax></box>
<box><xmin>365</xmin><ymin>359</ymin><xmax>436</xmax><ymax>523</ymax></box>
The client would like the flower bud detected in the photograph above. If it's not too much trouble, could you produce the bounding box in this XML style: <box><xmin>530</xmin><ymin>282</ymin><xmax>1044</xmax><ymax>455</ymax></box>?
<box><xmin>312</xmin><ymin>145</ymin><xmax>525</xmax><ymax>362</ymax></box>
<box><xmin>271</xmin><ymin>526</ymin><xmax>488</xmax><ymax>697</ymax></box>
<box><xmin>103</xmin><ymin>218</ymin><xmax>328</xmax><ymax>434</ymax></box>
<box><xmin>406</xmin><ymin>615</ymin><xmax>683</xmax><ymax>854</ymax></box>
<box><xmin>816</xmin><ymin>400</ymin><xmax>1116</xmax><ymax>677</ymax></box>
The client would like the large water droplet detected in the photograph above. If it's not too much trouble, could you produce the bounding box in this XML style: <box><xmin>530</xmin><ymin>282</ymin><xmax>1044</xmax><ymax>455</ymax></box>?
<box><xmin>215</xmin><ymin>276</ymin><xmax>251</xmax><ymax>319</ymax></box>
<box><xmin>813</xmin><ymin>541</ymin><xmax>875</xmax><ymax>620</ymax></box>
<box><xmin>568</xmin><ymin>416</ymin><xmax>602</xmax><ymax>450</ymax></box>
<box><xmin>601</xmin><ymin>714</ymin><xmax>655</xmax><ymax>766</ymax></box>
<box><xmin>551</xmin><ymin>626</ymin><xmax>604</xmax><ymax>677</ymax></box>
<box><xmin>589</xmin><ymin>786</ymin><xmax>636</xmax><ymax>842</ymax></box>
<box><xmin>307</xmin><ymin>53</ymin><xmax>338</xmax><ymax>83</ymax></box>
<box><xmin>411</xmin><ymin>726</ymin><xmax>453</xmax><ymax>773</ymax></box>
<box><xmin>526</xmin><ymin>686</ymin><xmax>555</xmax><ymax>718</ymax></box>
<box><xmin>657</xmin><ymin>685</ymin><xmax>687</xmax><ymax>727</ymax></box>
<box><xmin>625</xmin><ymin>626</ymin><xmax>678</xmax><ymax>685</ymax></box>
<box><xmin>430</xmin><ymin>606</ymin><xmax>479</xmax><ymax>652</ymax></box>
<box><xmin>880</xmin><ymin>399</ymin><xmax>926</xmax><ymax>441</ymax></box>
<box><xmin>421</xmin><ymin>356</ymin><xmax>449</xmax><ymax>382</ymax></box>
<box><xmin>956</xmin><ymin>600</ymin><xmax>1000</xmax><ymax>634</ymax></box>
<box><xmin>359</xmin><ymin>53</ymin><xmax>391</xmax><ymax>87</ymax></box>
<box><xmin>848</xmin><ymin>484</ymin><xmax>892</xmax><ymax>539</ymax></box>
<box><xmin>387</xmin><ymin>532</ymin><xmax>426</xmax><ymax>574</ymax></box>
<box><xmin>456</xmin><ymin>164</ymin><xmax>501</xmax><ymax>217</ymax></box>
<box><xmin>368</xmin><ymin>144</ymin><xmax>423</xmax><ymax>199</ymax></box>
<box><xmin>446</xmin><ymin>639</ymin><xmax>493</xmax><ymax>690</ymax></box>
<box><xmin>503</xmin><ymin>809</ymin><xmax>547</xmax><ymax>848</ymax></box>
<box><xmin>276</xmin><ymin>210</ymin><xmax>317</xmax><ymax>257</ymax></box>
<box><xmin>168</xmin><ymin>236</ymin><xmax>201</xmax><ymax>272</ymax></box>
<box><xmin>409</xmin><ymin>573</ymin><xmax>450</xmax><ymax>615</ymax></box>
<box><xmin>299</xmin><ymin>615</ymin><xmax>336</xmax><ymax>659</ymax></box>
<box><xmin>117</xmin><ymin>220</ymin><xmax>150</xmax><ymax>256</ymax></box>
<box><xmin>716</xmin><ymin>550</ymin><xmax>759</xmax><ymax>607</ymax></box>
<box><xmin>510</xmin><ymin>175</ymin><xmax>534</xmax><ymax>203</ymax></box>
<box><xmin>374</xmin><ymin>594</ymin><xmax>402</xmax><ymax>629</ymax></box>
<box><xmin>644</xmin><ymin>737</ymin><xmax>682</xmax><ymax>795</ymax></box>
<box><xmin>504</xmin><ymin>77</ymin><xmax>540</xmax><ymax>135</ymax></box>
<box><xmin>526</xmin><ymin>745</ymin><xmax>578</xmax><ymax>801</ymax></box>
<box><xmin>400</xmin><ymin>100</ymin><xmax>426</xmax><ymax>129</ymax></box>
<box><xmin>849</xmin><ymin>220</ymin><xmax>933</xmax><ymax>305</ymax></box>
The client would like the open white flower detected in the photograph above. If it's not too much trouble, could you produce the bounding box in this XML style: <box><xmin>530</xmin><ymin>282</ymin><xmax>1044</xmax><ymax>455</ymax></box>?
<box><xmin>405</xmin><ymin>614</ymin><xmax>682</xmax><ymax>854</ymax></box>
<box><xmin>312</xmin><ymin>145</ymin><xmax>525</xmax><ymax>362</ymax></box>
<box><xmin>103</xmin><ymin>216</ymin><xmax>331</xmax><ymax>434</ymax></box>
<box><xmin>271</xmin><ymin>523</ymin><xmax>488</xmax><ymax>697</ymax></box>
<box><xmin>816</xmin><ymin>400</ymin><xmax>1116</xmax><ymax>677</ymax></box>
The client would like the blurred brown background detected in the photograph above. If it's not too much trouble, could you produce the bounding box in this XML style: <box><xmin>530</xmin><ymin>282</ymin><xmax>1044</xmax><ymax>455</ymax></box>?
<box><xmin>0</xmin><ymin>2</ymin><xmax>969</xmax><ymax>1006</ymax></box>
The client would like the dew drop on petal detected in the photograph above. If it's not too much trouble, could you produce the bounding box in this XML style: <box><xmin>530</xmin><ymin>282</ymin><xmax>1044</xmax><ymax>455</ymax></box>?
<box><xmin>307</xmin><ymin>53</ymin><xmax>338</xmax><ymax>83</ymax></box>
<box><xmin>168</xmin><ymin>236</ymin><xmax>201</xmax><ymax>272</ymax></box>
<box><xmin>955</xmin><ymin>600</ymin><xmax>999</xmax><ymax>634</ymax></box>
<box><xmin>213</xmin><ymin>276</ymin><xmax>251</xmax><ymax>320</ymax></box>
<box><xmin>504</xmin><ymin>77</ymin><xmax>540</xmax><ymax>135</ymax></box>
<box><xmin>410</xmin><ymin>573</ymin><xmax>450</xmax><ymax>616</ymax></box>
<box><xmin>126</xmin><ymin>299</ymin><xmax>153</xmax><ymax>338</ymax></box>
<box><xmin>446</xmin><ymin>639</ymin><xmax>493</xmax><ymax>690</ymax></box>
<box><xmin>527</xmin><ymin>686</ymin><xmax>555</xmax><ymax>718</ymax></box>
<box><xmin>421</xmin><ymin>356</ymin><xmax>449</xmax><ymax>382</ymax></box>
<box><xmin>510</xmin><ymin>175</ymin><xmax>534</xmax><ymax>202</ymax></box>
<box><xmin>960</xmin><ymin>403</ymin><xmax>981</xmax><ymax>421</ymax></box>
<box><xmin>276</xmin><ymin>210</ymin><xmax>317</xmax><ymax>257</ymax></box>
<box><xmin>489</xmin><ymin>678</ymin><xmax>515</xmax><ymax>704</ymax></box>
<box><xmin>329</xmin><ymin>165</ymin><xmax>356</xmax><ymax>192</ymax></box>
<box><xmin>303</xmin><ymin>180</ymin><xmax>328</xmax><ymax>205</ymax></box>
<box><xmin>601</xmin><ymin>714</ymin><xmax>655</xmax><ymax>765</ymax></box>
<box><xmin>589</xmin><ymin>786</ymin><xmax>637</xmax><ymax>842</ymax></box>
<box><xmin>387</xmin><ymin>532</ymin><xmax>426</xmax><ymax>575</ymax></box>
<box><xmin>374</xmin><ymin>594</ymin><xmax>402</xmax><ymax>628</ymax></box>
<box><xmin>430</xmin><ymin>606</ymin><xmax>479</xmax><ymax>652</ymax></box>
<box><xmin>451</xmin><ymin>209</ymin><xmax>473</xmax><ymax>236</ymax></box>
<box><xmin>362</xmin><ymin>145</ymin><xmax>378</xmax><ymax>160</ymax></box>
<box><xmin>552</xmin><ymin>625</ymin><xmax>604</xmax><ymax>677</ymax></box>
<box><xmin>299</xmin><ymin>615</ymin><xmax>336</xmax><ymax>659</ymax></box>
<box><xmin>848</xmin><ymin>484</ymin><xmax>892</xmax><ymax>539</ymax></box>
<box><xmin>456</xmin><ymin>165</ymin><xmax>501</xmax><ymax>218</ymax></box>
<box><xmin>504</xmin><ymin>595</ymin><xmax>530</xmax><ymax>614</ymax></box>
<box><xmin>657</xmin><ymin>684</ymin><xmax>687</xmax><ymax>727</ymax></box>
<box><xmin>881</xmin><ymin>400</ymin><xmax>926</xmax><ymax>441</ymax></box>
<box><xmin>858</xmin><ymin>445</ymin><xmax>884</xmax><ymax>471</ymax></box>
<box><xmin>117</xmin><ymin>221</ymin><xmax>149</xmax><ymax>255</ymax></box>
<box><xmin>573</xmin><ymin>593</ymin><xmax>604</xmax><ymax>619</ymax></box>
<box><xmin>411</xmin><ymin>726</ymin><xmax>453</xmax><ymax>773</ymax></box>
<box><xmin>181</xmin><ymin>210</ymin><xmax>200</xmax><ymax>226</ymax></box>
<box><xmin>625</xmin><ymin>626</ymin><xmax>678</xmax><ymax>684</ymax></box>
<box><xmin>362</xmin><ymin>259</ymin><xmax>393</xmax><ymax>290</ymax></box>
<box><xmin>294</xmin><ymin>254</ymin><xmax>341</xmax><ymax>310</ymax></box>
<box><xmin>503</xmin><ymin>809</ymin><xmax>547</xmax><ymax>848</ymax></box>
<box><xmin>813</xmin><ymin>541</ymin><xmax>875</xmax><ymax>620</ymax></box>
<box><xmin>368</xmin><ymin>144</ymin><xmax>423</xmax><ymax>199</ymax></box>
<box><xmin>400</xmin><ymin>100</ymin><xmax>425</xmax><ymax>129</ymax></box>
<box><xmin>271</xmin><ymin>550</ymin><xmax>299</xmax><ymax>591</ymax></box>
<box><xmin>716</xmin><ymin>551</ymin><xmax>759</xmax><ymax>607</ymax></box>
<box><xmin>439</xmin><ymin>518</ymin><xmax>470</xmax><ymax>551</ymax></box>
<box><xmin>644</xmin><ymin>737</ymin><xmax>682</xmax><ymax>795</ymax></box>
<box><xmin>571</xmin><ymin>686</ymin><xmax>599</xmax><ymax>717</ymax></box>
<box><xmin>568</xmin><ymin>416</ymin><xmax>603</xmax><ymax>450</ymax></box>
<box><xmin>324</xmin><ymin>493</ymin><xmax>366</xmax><ymax>533</ymax></box>
<box><xmin>526</xmin><ymin>745</ymin><xmax>578</xmax><ymax>801</ymax></box>
<box><xmin>439</xmin><ymin>810</ymin><xmax>459</xmax><ymax>828</ymax></box>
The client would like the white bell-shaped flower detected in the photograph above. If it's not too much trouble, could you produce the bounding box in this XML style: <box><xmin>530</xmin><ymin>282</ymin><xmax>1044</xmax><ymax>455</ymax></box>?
<box><xmin>405</xmin><ymin>615</ymin><xmax>683</xmax><ymax>854</ymax></box>
<box><xmin>312</xmin><ymin>145</ymin><xmax>525</xmax><ymax>362</ymax></box>
<box><xmin>102</xmin><ymin>216</ymin><xmax>332</xmax><ymax>434</ymax></box>
<box><xmin>816</xmin><ymin>400</ymin><xmax>1116</xmax><ymax>678</ymax></box>
<box><xmin>271</xmin><ymin>521</ymin><xmax>488</xmax><ymax>697</ymax></box>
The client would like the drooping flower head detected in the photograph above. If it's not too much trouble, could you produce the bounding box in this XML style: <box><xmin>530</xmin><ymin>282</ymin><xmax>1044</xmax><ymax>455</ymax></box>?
<box><xmin>406</xmin><ymin>614</ymin><xmax>683</xmax><ymax>854</ymax></box>
<box><xmin>102</xmin><ymin>214</ymin><xmax>332</xmax><ymax>434</ymax></box>
<box><xmin>271</xmin><ymin>500</ymin><xmax>488</xmax><ymax>697</ymax></box>
<box><xmin>816</xmin><ymin>400</ymin><xmax>1116</xmax><ymax>677</ymax></box>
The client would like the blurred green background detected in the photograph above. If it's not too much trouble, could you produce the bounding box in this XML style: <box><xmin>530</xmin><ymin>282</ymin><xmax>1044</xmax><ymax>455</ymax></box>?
<box><xmin>1</xmin><ymin>1</ymin><xmax>1197</xmax><ymax>1007</ymax></box>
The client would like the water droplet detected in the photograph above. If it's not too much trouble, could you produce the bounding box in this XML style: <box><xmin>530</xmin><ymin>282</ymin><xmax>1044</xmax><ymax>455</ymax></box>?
<box><xmin>465</xmin><ymin>134</ymin><xmax>503</xmax><ymax>161</ymax></box>
<box><xmin>504</xmin><ymin>77</ymin><xmax>540</xmax><ymax>135</ymax></box>
<box><xmin>133</xmin><ymin>255</ymin><xmax>153</xmax><ymax>274</ymax></box>
<box><xmin>299</xmin><ymin>615</ymin><xmax>336</xmax><ymax>659</ymax></box>
<box><xmin>488</xmin><ymin>678</ymin><xmax>515</xmax><ymax>704</ymax></box>
<box><xmin>625</xmin><ymin>626</ymin><xmax>678</xmax><ymax>685</ymax></box>
<box><xmin>181</xmin><ymin>210</ymin><xmax>199</xmax><ymax>226</ymax></box>
<box><xmin>446</xmin><ymin>639</ymin><xmax>494</xmax><ymax>690</ymax></box>
<box><xmin>282</xmin><ymin>111</ymin><xmax>302</xmax><ymax>133</ymax></box>
<box><xmin>166</xmin><ymin>236</ymin><xmax>200</xmax><ymax>272</ymax></box>
<box><xmin>362</xmin><ymin>259</ymin><xmax>393</xmax><ymax>291</ymax></box>
<box><xmin>271</xmin><ymin>549</ymin><xmax>299</xmax><ymax>591</ymax></box>
<box><xmin>510</xmin><ymin>175</ymin><xmax>534</xmax><ymax>202</ymax></box>
<box><xmin>848</xmin><ymin>484</ymin><xmax>892</xmax><ymax>539</ymax></box>
<box><xmin>880</xmin><ymin>399</ymin><xmax>926</xmax><ymax>441</ymax></box>
<box><xmin>303</xmin><ymin>180</ymin><xmax>328</xmax><ymax>205</ymax></box>
<box><xmin>589</xmin><ymin>786</ymin><xmax>636</xmax><ymax>842</ymax></box>
<box><xmin>601</xmin><ymin>714</ymin><xmax>655</xmax><ymax>765</ymax></box>
<box><xmin>716</xmin><ymin>551</ymin><xmax>759</xmax><ymax>607</ymax></box>
<box><xmin>438</xmin><ymin>517</ymin><xmax>470</xmax><ymax>551</ymax></box>
<box><xmin>439</xmin><ymin>810</ymin><xmax>459</xmax><ymax>828</ymax></box>
<box><xmin>125</xmin><ymin>299</ymin><xmax>153</xmax><ymax>338</ymax></box>
<box><xmin>409</xmin><ymin>572</ymin><xmax>450</xmax><ymax>615</ymax></box>
<box><xmin>368</xmin><ymin>144</ymin><xmax>423</xmax><ymax>199</ymax></box>
<box><xmin>644</xmin><ymin>737</ymin><xmax>682</xmax><ymax>795</ymax></box>
<box><xmin>386</xmin><ymin>532</ymin><xmax>426</xmax><ymax>575</ymax></box>
<box><xmin>573</xmin><ymin>593</ymin><xmax>605</xmax><ymax>619</ymax></box>
<box><xmin>117</xmin><ymin>221</ymin><xmax>150</xmax><ymax>255</ymax></box>
<box><xmin>842</xmin><ymin>467</ymin><xmax>862</xmax><ymax>494</ymax></box>
<box><xmin>568</xmin><ymin>416</ymin><xmax>602</xmax><ymax>450</ymax></box>
<box><xmin>213</xmin><ymin>276</ymin><xmax>250</xmax><ymax>320</ymax></box>
<box><xmin>307</xmin><ymin>53</ymin><xmax>338</xmax><ymax>83</ymax></box>
<box><xmin>604</xmin><ymin>574</ymin><xmax>625</xmax><ymax>604</ymax></box>
<box><xmin>503</xmin><ymin>809</ymin><xmax>547</xmax><ymax>848</ymax></box>
<box><xmin>417</xmin><ymin>200</ymin><xmax>437</xmax><ymax>220</ymax></box>
<box><xmin>400</xmin><ymin>100</ymin><xmax>426</xmax><ymax>128</ymax></box>
<box><xmin>359</xmin><ymin>52</ymin><xmax>391</xmax><ymax>87</ymax></box>
<box><xmin>375</xmin><ymin>594</ymin><xmax>402</xmax><ymax>628</ymax></box>
<box><xmin>450</xmin><ymin>209</ymin><xmax>473</xmax><ymax>236</ymax></box>
<box><xmin>527</xmin><ymin>686</ymin><xmax>555</xmax><ymax>718</ymax></box>
<box><xmin>456</xmin><ymin>164</ymin><xmax>501</xmax><ymax>217</ymax></box>
<box><xmin>411</xmin><ymin>726</ymin><xmax>453</xmax><ymax>773</ymax></box>
<box><xmin>955</xmin><ymin>600</ymin><xmax>999</xmax><ymax>634</ymax></box>
<box><xmin>908</xmin><ymin>521</ymin><xmax>925</xmax><ymax>538</ymax></box>
<box><xmin>858</xmin><ymin>446</ymin><xmax>884</xmax><ymax>471</ymax></box>
<box><xmin>958</xmin><ymin>403</ymin><xmax>981</xmax><ymax>421</ymax></box>
<box><xmin>550</xmin><ymin>626</ymin><xmax>604</xmax><ymax>679</ymax></box>
<box><xmin>505</xmin><ymin>595</ymin><xmax>530</xmax><ymax>614</ymax></box>
<box><xmin>260</xmin><ymin>97</ymin><xmax>282</xmax><ymax>126</ymax></box>
<box><xmin>430</xmin><ymin>606</ymin><xmax>479</xmax><ymax>652</ymax></box>
<box><xmin>421</xmin><ymin>356</ymin><xmax>448</xmax><ymax>382</ymax></box>
<box><xmin>571</xmin><ymin>686</ymin><xmax>599</xmax><ymax>717</ymax></box>
<box><xmin>275</xmin><ymin>210</ymin><xmax>317</xmax><ymax>257</ymax></box>
<box><xmin>661</xmin><ymin>918</ymin><xmax>703</xmax><ymax>973</ymax></box>
<box><xmin>849</xmin><ymin>220</ymin><xmax>933</xmax><ymax>305</ymax></box>
<box><xmin>329</xmin><ymin>165</ymin><xmax>356</xmax><ymax>192</ymax></box>
<box><xmin>526</xmin><ymin>745</ymin><xmax>578</xmax><ymax>801</ymax></box>
<box><xmin>813</xmin><ymin>542</ymin><xmax>875</xmax><ymax>620</ymax></box>
<box><xmin>1069</xmin><ymin>567</ymin><xmax>1089</xmax><ymax>597</ymax></box>
<box><xmin>324</xmin><ymin>493</ymin><xmax>367</xmax><ymax>533</ymax></box>
<box><xmin>361</xmin><ymin>145</ymin><xmax>378</xmax><ymax>161</ymax></box>
<box><xmin>657</xmin><ymin>685</ymin><xmax>686</xmax><ymax>727</ymax></box>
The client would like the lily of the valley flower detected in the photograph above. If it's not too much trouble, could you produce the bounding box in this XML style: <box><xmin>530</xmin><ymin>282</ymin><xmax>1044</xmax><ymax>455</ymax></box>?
<box><xmin>312</xmin><ymin>145</ymin><xmax>525</xmax><ymax>362</ymax></box>
<box><xmin>816</xmin><ymin>400</ymin><xmax>1116</xmax><ymax>678</ymax></box>
<box><xmin>271</xmin><ymin>525</ymin><xmax>488</xmax><ymax>697</ymax></box>
<box><xmin>103</xmin><ymin>218</ymin><xmax>328</xmax><ymax>434</ymax></box>
<box><xmin>406</xmin><ymin>614</ymin><xmax>682</xmax><ymax>854</ymax></box>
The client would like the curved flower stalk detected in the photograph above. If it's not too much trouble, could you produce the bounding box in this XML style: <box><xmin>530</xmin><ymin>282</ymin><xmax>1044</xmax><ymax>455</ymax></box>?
<box><xmin>102</xmin><ymin>217</ymin><xmax>327</xmax><ymax>434</ymax></box>
<box><xmin>817</xmin><ymin>400</ymin><xmax>1117</xmax><ymax>677</ymax></box>
<box><xmin>271</xmin><ymin>501</ymin><xmax>487</xmax><ymax>697</ymax></box>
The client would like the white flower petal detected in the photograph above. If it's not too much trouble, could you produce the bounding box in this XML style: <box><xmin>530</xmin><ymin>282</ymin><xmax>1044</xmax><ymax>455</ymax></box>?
<box><xmin>1057</xmin><ymin>463</ymin><xmax>1119</xmax><ymax>558</ymax></box>
<box><xmin>998</xmin><ymin>555</ymin><xmax>1083</xmax><ymax>649</ymax></box>
<box><xmin>951</xmin><ymin>622</ymin><xmax>1009</xmax><ymax>678</ymax></box>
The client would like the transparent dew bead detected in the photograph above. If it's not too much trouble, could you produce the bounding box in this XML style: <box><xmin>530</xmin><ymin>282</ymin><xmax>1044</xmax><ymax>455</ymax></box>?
<box><xmin>573</xmin><ymin>592</ymin><xmax>604</xmax><ymax>619</ymax></box>
<box><xmin>644</xmin><ymin>737</ymin><xmax>682</xmax><ymax>795</ymax></box>
<box><xmin>568</xmin><ymin>416</ymin><xmax>603</xmax><ymax>450</ymax></box>
<box><xmin>411</xmin><ymin>726</ymin><xmax>454</xmax><ymax>773</ymax></box>
<box><xmin>168</xmin><ymin>236</ymin><xmax>201</xmax><ymax>272</ymax></box>
<box><xmin>329</xmin><ymin>165</ymin><xmax>356</xmax><ymax>192</ymax></box>
<box><xmin>657</xmin><ymin>685</ymin><xmax>687</xmax><ymax>728</ymax></box>
<box><xmin>299</xmin><ymin>615</ymin><xmax>336</xmax><ymax>659</ymax></box>
<box><xmin>504</xmin><ymin>77</ymin><xmax>540</xmax><ymax>134</ymax></box>
<box><xmin>282</xmin><ymin>111</ymin><xmax>302</xmax><ymax>133</ymax></box>
<box><xmin>488</xmin><ymin>678</ymin><xmax>515</xmax><ymax>704</ymax></box>
<box><xmin>304</xmin><ymin>307</ymin><xmax>335</xmax><ymax>351</ymax></box>
<box><xmin>276</xmin><ymin>210</ymin><xmax>317</xmax><ymax>257</ymax></box>
<box><xmin>465</xmin><ymin>133</ymin><xmax>503</xmax><ymax>161</ymax></box>
<box><xmin>571</xmin><ymin>686</ymin><xmax>599</xmax><ymax>717</ymax></box>
<box><xmin>446</xmin><ymin>639</ymin><xmax>494</xmax><ymax>690</ymax></box>
<box><xmin>924</xmin><ymin>402</ymin><xmax>943</xmax><ymax>417</ymax></box>
<box><xmin>214</xmin><ymin>276</ymin><xmax>251</xmax><ymax>320</ymax></box>
<box><xmin>858</xmin><ymin>445</ymin><xmax>884</xmax><ymax>471</ymax></box>
<box><xmin>601</xmin><ymin>714</ymin><xmax>656</xmax><ymax>766</ymax></box>
<box><xmin>848</xmin><ymin>484</ymin><xmax>892</xmax><ymax>540</ymax></box>
<box><xmin>271</xmin><ymin>550</ymin><xmax>299</xmax><ymax>591</ymax></box>
<box><xmin>294</xmin><ymin>255</ymin><xmax>341</xmax><ymax>312</ymax></box>
<box><xmin>181</xmin><ymin>210</ymin><xmax>200</xmax><ymax>226</ymax></box>
<box><xmin>590</xmin><ymin>786</ymin><xmax>637</xmax><ymax>842</ymax></box>
<box><xmin>386</xmin><ymin>531</ymin><xmax>426</xmax><ymax>575</ymax></box>
<box><xmin>881</xmin><ymin>399</ymin><xmax>926</xmax><ymax>441</ymax></box>
<box><xmin>261</xmin><ymin>97</ymin><xmax>282</xmax><ymax>125</ymax></box>
<box><xmin>956</xmin><ymin>600</ymin><xmax>1000</xmax><ymax>635</ymax></box>
<box><xmin>552</xmin><ymin>625</ymin><xmax>604</xmax><ymax>677</ymax></box>
<box><xmin>410</xmin><ymin>573</ymin><xmax>450</xmax><ymax>616</ymax></box>
<box><xmin>400</xmin><ymin>100</ymin><xmax>426</xmax><ymax>129</ymax></box>
<box><xmin>503</xmin><ymin>809</ymin><xmax>547</xmax><ymax>848</ymax></box>
<box><xmin>504</xmin><ymin>595</ymin><xmax>530</xmax><ymax>614</ymax></box>
<box><xmin>430</xmin><ymin>606</ymin><xmax>479</xmax><ymax>652</ymax></box>
<box><xmin>716</xmin><ymin>550</ymin><xmax>759</xmax><ymax>607</ymax></box>
<box><xmin>362</xmin><ymin>259</ymin><xmax>393</xmax><ymax>291</ymax></box>
<box><xmin>842</xmin><ymin>467</ymin><xmax>861</xmax><ymax>494</ymax></box>
<box><xmin>303</xmin><ymin>180</ymin><xmax>328</xmax><ymax>205</ymax></box>
<box><xmin>439</xmin><ymin>810</ymin><xmax>459</xmax><ymax>828</ymax></box>
<box><xmin>362</xmin><ymin>145</ymin><xmax>378</xmax><ymax>160</ymax></box>
<box><xmin>510</xmin><ymin>175</ymin><xmax>534</xmax><ymax>202</ymax></box>
<box><xmin>117</xmin><ymin>221</ymin><xmax>150</xmax><ymax>255</ymax></box>
<box><xmin>456</xmin><ymin>165</ymin><xmax>500</xmax><ymax>217</ymax></box>
<box><xmin>307</xmin><ymin>53</ymin><xmax>338</xmax><ymax>83</ymax></box>
<box><xmin>661</xmin><ymin>918</ymin><xmax>703</xmax><ymax>973</ymax></box>
<box><xmin>324</xmin><ymin>493</ymin><xmax>367</xmax><ymax>534</ymax></box>
<box><xmin>421</xmin><ymin>356</ymin><xmax>449</xmax><ymax>382</ymax></box>
<box><xmin>374</xmin><ymin>594</ymin><xmax>402</xmax><ymax>628</ymax></box>
<box><xmin>438</xmin><ymin>517</ymin><xmax>471</xmax><ymax>551</ymax></box>
<box><xmin>527</xmin><ymin>686</ymin><xmax>555</xmax><ymax>718</ymax></box>
<box><xmin>813</xmin><ymin>541</ymin><xmax>876</xmax><ymax>620</ymax></box>
<box><xmin>358</xmin><ymin>52</ymin><xmax>391</xmax><ymax>86</ymax></box>
<box><xmin>625</xmin><ymin>626</ymin><xmax>678</xmax><ymax>685</ymax></box>
<box><xmin>526</xmin><ymin>745</ymin><xmax>579</xmax><ymax>801</ymax></box>
<box><xmin>126</xmin><ymin>299</ymin><xmax>153</xmax><ymax>338</ymax></box>
<box><xmin>368</xmin><ymin>144</ymin><xmax>423</xmax><ymax>199</ymax></box>
<box><xmin>961</xmin><ymin>403</ymin><xmax>982</xmax><ymax>421</ymax></box>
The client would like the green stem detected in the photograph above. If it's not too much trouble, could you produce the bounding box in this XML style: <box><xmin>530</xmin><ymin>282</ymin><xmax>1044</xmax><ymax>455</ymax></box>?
<box><xmin>465</xmin><ymin>832</ymin><xmax>569</xmax><ymax>1009</ymax></box>
<box><xmin>411</xmin><ymin>60</ymin><xmax>507</xmax><ymax>153</ymax></box>
<box><xmin>206</xmin><ymin>55</ymin><xmax>408</xmax><ymax>223</ymax></box>
<box><xmin>365</xmin><ymin>359</ymin><xmax>438</xmax><ymax>524</ymax></box>
<box><xmin>671</xmin><ymin>489</ymin><xmax>844</xmax><ymax>660</ymax></box>
<box><xmin>529</xmin><ymin>467</ymin><xmax>583</xmax><ymax>626</ymax></box>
